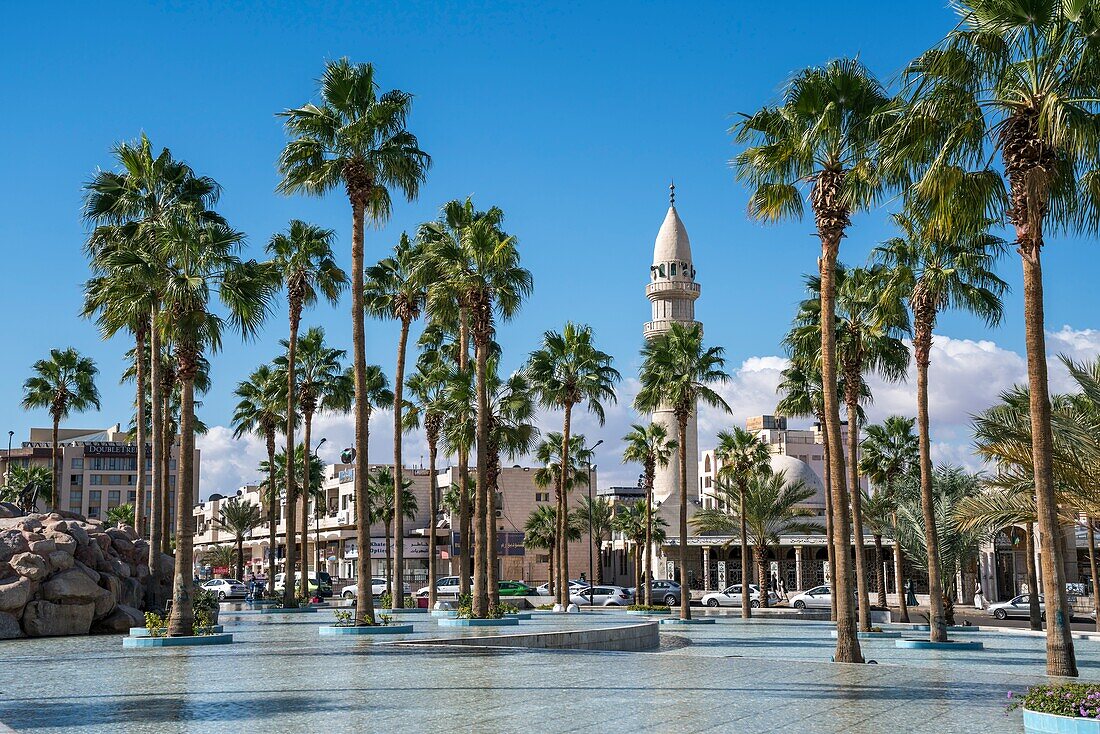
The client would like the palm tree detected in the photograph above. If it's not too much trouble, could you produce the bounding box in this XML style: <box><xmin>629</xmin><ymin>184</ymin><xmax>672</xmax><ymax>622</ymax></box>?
<box><xmin>22</xmin><ymin>348</ymin><xmax>101</xmax><ymax>512</ymax></box>
<box><xmin>527</xmin><ymin>323</ymin><xmax>620</xmax><ymax>608</ymax></box>
<box><xmin>105</xmin><ymin>503</ymin><xmax>136</xmax><ymax>528</ymax></box>
<box><xmin>859</xmin><ymin>416</ymin><xmax>919</xmax><ymax>622</ymax></box>
<box><xmin>215</xmin><ymin>497</ymin><xmax>263</xmax><ymax>582</ymax></box>
<box><xmin>859</xmin><ymin>489</ymin><xmax>894</xmax><ymax>610</ymax></box>
<box><xmin>524</xmin><ymin>505</ymin><xmax>582</xmax><ymax>591</ymax></box>
<box><xmin>365</xmin><ymin>232</ymin><xmax>426</xmax><ymax>609</ymax></box>
<box><xmin>889</xmin><ymin>4</ymin><xmax>1100</xmax><ymax>676</ymax></box>
<box><xmin>614</xmin><ymin>500</ymin><xmax>669</xmax><ymax>594</ymax></box>
<box><xmin>713</xmin><ymin>427</ymin><xmax>772</xmax><ymax>619</ymax></box>
<box><xmin>351</xmin><ymin>365</ymin><xmax>394</xmax><ymax>622</ymax></box>
<box><xmin>368</xmin><ymin>467</ymin><xmax>416</xmax><ymax>594</ymax></box>
<box><xmin>635</xmin><ymin>322</ymin><xmax>730</xmax><ymax>620</ymax></box>
<box><xmin>406</xmin><ymin>353</ymin><xmax>449</xmax><ymax>608</ymax></box>
<box><xmin>533</xmin><ymin>433</ymin><xmax>595</xmax><ymax>600</ymax></box>
<box><xmin>1</xmin><ymin>464</ymin><xmax>53</xmax><ymax>512</ymax></box>
<box><xmin>578</xmin><ymin>496</ymin><xmax>614</xmax><ymax>585</ymax></box>
<box><xmin>694</xmin><ymin>471</ymin><xmax>819</xmax><ymax>609</ymax></box>
<box><xmin>232</xmin><ymin>364</ymin><xmax>286</xmax><ymax>596</ymax></box>
<box><xmin>159</xmin><ymin>215</ymin><xmax>277</xmax><ymax>634</ymax></box>
<box><xmin>621</xmin><ymin>423</ymin><xmax>677</xmax><ymax>606</ymax></box>
<box><xmin>789</xmin><ymin>265</ymin><xmax>911</xmax><ymax>631</ymax></box>
<box><xmin>279</xmin><ymin>58</ymin><xmax>430</xmax><ymax>625</ymax></box>
<box><xmin>734</xmin><ymin>59</ymin><xmax>893</xmax><ymax>663</ymax></box>
<box><xmin>267</xmin><ymin>219</ymin><xmax>346</xmax><ymax>604</ymax></box>
<box><xmin>203</xmin><ymin>545</ymin><xmax>238</xmax><ymax>575</ymax></box>
<box><xmin>875</xmin><ymin>207</ymin><xmax>1005</xmax><ymax>642</ymax></box>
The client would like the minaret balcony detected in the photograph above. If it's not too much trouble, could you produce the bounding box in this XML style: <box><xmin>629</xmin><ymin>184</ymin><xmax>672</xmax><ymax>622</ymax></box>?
<box><xmin>644</xmin><ymin>319</ymin><xmax>703</xmax><ymax>338</ymax></box>
<box><xmin>646</xmin><ymin>280</ymin><xmax>700</xmax><ymax>300</ymax></box>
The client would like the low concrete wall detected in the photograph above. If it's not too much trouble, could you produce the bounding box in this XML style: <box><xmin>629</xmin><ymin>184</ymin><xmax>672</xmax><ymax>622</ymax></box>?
<box><xmin>400</xmin><ymin>620</ymin><xmax>660</xmax><ymax>652</ymax></box>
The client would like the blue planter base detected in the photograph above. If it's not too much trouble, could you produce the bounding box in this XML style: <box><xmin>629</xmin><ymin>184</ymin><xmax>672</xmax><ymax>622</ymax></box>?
<box><xmin>504</xmin><ymin>613</ymin><xmax>533</xmax><ymax>620</ymax></box>
<box><xmin>660</xmin><ymin>618</ymin><xmax>716</xmax><ymax>625</ymax></box>
<box><xmin>129</xmin><ymin>625</ymin><xmax>223</xmax><ymax>637</ymax></box>
<box><xmin>626</xmin><ymin>609</ymin><xmax>672</xmax><ymax>616</ymax></box>
<box><xmin>437</xmin><ymin>617</ymin><xmax>520</xmax><ymax>627</ymax></box>
<box><xmin>123</xmin><ymin>633</ymin><xmax>233</xmax><ymax>648</ymax></box>
<box><xmin>430</xmin><ymin>610</ymin><xmax>457</xmax><ymax>618</ymax></box>
<box><xmin>895</xmin><ymin>639</ymin><xmax>983</xmax><ymax>650</ymax></box>
<box><xmin>319</xmin><ymin>624</ymin><xmax>414</xmax><ymax>636</ymax></box>
<box><xmin>890</xmin><ymin>624</ymin><xmax>982</xmax><ymax>632</ymax></box>
<box><xmin>1024</xmin><ymin>709</ymin><xmax>1100</xmax><ymax>733</ymax></box>
<box><xmin>257</xmin><ymin>606</ymin><xmax>318</xmax><ymax>615</ymax></box>
<box><xmin>830</xmin><ymin>630</ymin><xmax>903</xmax><ymax>639</ymax></box>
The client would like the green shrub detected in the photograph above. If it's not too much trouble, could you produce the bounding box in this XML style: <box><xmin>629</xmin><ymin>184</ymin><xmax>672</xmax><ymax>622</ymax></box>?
<box><xmin>626</xmin><ymin>604</ymin><xmax>670</xmax><ymax>612</ymax></box>
<box><xmin>333</xmin><ymin>610</ymin><xmax>354</xmax><ymax>627</ymax></box>
<box><xmin>194</xmin><ymin>609</ymin><xmax>214</xmax><ymax>633</ymax></box>
<box><xmin>1008</xmin><ymin>683</ymin><xmax>1100</xmax><ymax>718</ymax></box>
<box><xmin>498</xmin><ymin>602</ymin><xmax>520</xmax><ymax>615</ymax></box>
<box><xmin>144</xmin><ymin>612</ymin><xmax>167</xmax><ymax>637</ymax></box>
<box><xmin>378</xmin><ymin>592</ymin><xmax>416</xmax><ymax>608</ymax></box>
<box><xmin>192</xmin><ymin>587</ymin><xmax>220</xmax><ymax>616</ymax></box>
<box><xmin>379</xmin><ymin>613</ymin><xmax>394</xmax><ymax>626</ymax></box>
<box><xmin>535</xmin><ymin>603</ymin><xmax>554</xmax><ymax>610</ymax></box>
<box><xmin>456</xmin><ymin>592</ymin><xmax>474</xmax><ymax>619</ymax></box>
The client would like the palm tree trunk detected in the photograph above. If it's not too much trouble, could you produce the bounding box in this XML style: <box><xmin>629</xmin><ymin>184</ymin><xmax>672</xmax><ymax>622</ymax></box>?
<box><xmin>677</xmin><ymin>413</ymin><xmax>691</xmax><ymax>621</ymax></box>
<box><xmin>350</xmin><ymin>198</ymin><xmax>375</xmax><ymax>625</ymax></box>
<box><xmin>739</xmin><ymin>478</ymin><xmax>751</xmax><ymax>620</ymax></box>
<box><xmin>266</xmin><ymin>433</ymin><xmax>277</xmax><ymax>597</ymax></box>
<box><xmin>427</xmin><ymin>439</ymin><xmax>439</xmax><ymax>610</ymax></box>
<box><xmin>893</xmin><ymin>516</ymin><xmax>909</xmax><ymax>623</ymax></box>
<box><xmin>385</xmin><ymin>518</ymin><xmax>392</xmax><ymax>595</ymax></box>
<box><xmin>1026</xmin><ymin>522</ymin><xmax>1042</xmax><ymax>631</ymax></box>
<box><xmin>300</xmin><ymin>410</ymin><xmax>313</xmax><ymax>600</ymax></box>
<box><xmin>558</xmin><ymin>404</ymin><xmax>574</xmax><ymax>608</ymax></box>
<box><xmin>50</xmin><ymin>419</ymin><xmax>59</xmax><ymax>513</ymax></box>
<box><xmin>754</xmin><ymin>546</ymin><xmax>768</xmax><ymax>609</ymax></box>
<box><xmin>821</xmin><ymin>418</ymin><xmax>837</xmax><ymax>622</ymax></box>
<box><xmin>873</xmin><ymin>534</ymin><xmax>886</xmax><ymax>608</ymax></box>
<box><xmin>160</xmin><ymin>397</ymin><xmax>172</xmax><ymax>556</ymax></box>
<box><xmin>488</xmin><ymin>465</ymin><xmax>499</xmax><ymax>609</ymax></box>
<box><xmin>644</xmin><ymin>466</ymin><xmax>653</xmax><ymax>607</ymax></box>
<box><xmin>1087</xmin><ymin>519</ymin><xmax>1099</xmax><ymax>634</ymax></box>
<box><xmin>473</xmin><ymin>339</ymin><xmax>490</xmax><ymax>618</ymax></box>
<box><xmin>283</xmin><ymin>306</ymin><xmax>300</xmax><ymax>608</ymax></box>
<box><xmin>819</xmin><ymin>238</ymin><xmax>862</xmax><ymax>663</ymax></box>
<box><xmin>167</xmin><ymin>363</ymin><xmax>196</xmax><ymax>637</ymax></box>
<box><xmin>236</xmin><ymin>536</ymin><xmax>244</xmax><ymax>582</ymax></box>
<box><xmin>845</xmin><ymin>396</ymin><xmax>871</xmax><ymax>632</ymax></box>
<box><xmin>914</xmin><ymin>318</ymin><xmax>947</xmax><ymax>643</ymax></box>
<box><xmin>147</xmin><ymin>310</ymin><xmax>164</xmax><ymax>610</ymax></box>
<box><xmin>1020</xmin><ymin>246</ymin><xmax>1077</xmax><ymax>676</ymax></box>
<box><xmin>392</xmin><ymin>319</ymin><xmax>411</xmax><ymax>610</ymax></box>
<box><xmin>457</xmin><ymin>314</ymin><xmax>471</xmax><ymax>600</ymax></box>
<box><xmin>548</xmin><ymin>541</ymin><xmax>555</xmax><ymax>595</ymax></box>
<box><xmin>134</xmin><ymin>326</ymin><xmax>147</xmax><ymax>538</ymax></box>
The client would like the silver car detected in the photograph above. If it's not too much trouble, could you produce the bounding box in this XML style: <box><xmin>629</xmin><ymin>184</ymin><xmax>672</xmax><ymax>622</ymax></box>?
<box><xmin>569</xmin><ymin>585</ymin><xmax>633</xmax><ymax>606</ymax></box>
<box><xmin>202</xmin><ymin>578</ymin><xmax>248</xmax><ymax>600</ymax></box>
<box><xmin>341</xmin><ymin>578</ymin><xmax>412</xmax><ymax>599</ymax></box>
<box><xmin>988</xmin><ymin>594</ymin><xmax>1045</xmax><ymax>620</ymax></box>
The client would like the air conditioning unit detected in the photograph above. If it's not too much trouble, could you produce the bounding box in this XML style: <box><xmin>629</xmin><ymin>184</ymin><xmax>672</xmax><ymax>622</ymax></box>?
<box><xmin>337</xmin><ymin>511</ymin><xmax>350</xmax><ymax>525</ymax></box>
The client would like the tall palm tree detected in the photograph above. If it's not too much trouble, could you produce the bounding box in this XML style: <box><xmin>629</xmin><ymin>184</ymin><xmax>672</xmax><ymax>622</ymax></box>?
<box><xmin>713</xmin><ymin>427</ymin><xmax>772</xmax><ymax>619</ymax></box>
<box><xmin>621</xmin><ymin>422</ymin><xmax>676</xmax><ymax>606</ymax></box>
<box><xmin>733</xmin><ymin>59</ymin><xmax>893</xmax><ymax>663</ymax></box>
<box><xmin>365</xmin><ymin>232</ymin><xmax>426</xmax><ymax>609</ymax></box>
<box><xmin>533</xmin><ymin>433</ymin><xmax>595</xmax><ymax>601</ymax></box>
<box><xmin>353</xmin><ymin>365</ymin><xmax>395</xmax><ymax>621</ymax></box>
<box><xmin>859</xmin><ymin>416</ymin><xmax>919</xmax><ymax>621</ymax></box>
<box><xmin>277</xmin><ymin>327</ymin><xmax>352</xmax><ymax>590</ymax></box>
<box><xmin>578</xmin><ymin>496</ymin><xmax>614</xmax><ymax>585</ymax></box>
<box><xmin>789</xmin><ymin>266</ymin><xmax>911</xmax><ymax>631</ymax></box>
<box><xmin>406</xmin><ymin>352</ymin><xmax>449</xmax><ymax>609</ymax></box>
<box><xmin>267</xmin><ymin>220</ymin><xmax>347</xmax><ymax>604</ymax></box>
<box><xmin>859</xmin><ymin>488</ymin><xmax>894</xmax><ymax>609</ymax></box>
<box><xmin>635</xmin><ymin>322</ymin><xmax>730</xmax><ymax>620</ymax></box>
<box><xmin>232</xmin><ymin>364</ymin><xmax>286</xmax><ymax>596</ymax></box>
<box><xmin>875</xmin><ymin>207</ymin><xmax>1005</xmax><ymax>642</ymax></box>
<box><xmin>368</xmin><ymin>467</ymin><xmax>416</xmax><ymax>594</ymax></box>
<box><xmin>279</xmin><ymin>58</ymin><xmax>430</xmax><ymax>625</ymax></box>
<box><xmin>159</xmin><ymin>215</ymin><xmax>277</xmax><ymax>635</ymax></box>
<box><xmin>215</xmin><ymin>497</ymin><xmax>263</xmax><ymax>582</ymax></box>
<box><xmin>524</xmin><ymin>505</ymin><xmax>582</xmax><ymax>591</ymax></box>
<box><xmin>21</xmin><ymin>348</ymin><xmax>101</xmax><ymax>512</ymax></box>
<box><xmin>527</xmin><ymin>323</ymin><xmax>620</xmax><ymax>608</ymax></box>
<box><xmin>614</xmin><ymin>500</ymin><xmax>669</xmax><ymax>594</ymax></box>
<box><xmin>694</xmin><ymin>471</ymin><xmax>819</xmax><ymax>609</ymax></box>
<box><xmin>888</xmin><ymin>4</ymin><xmax>1100</xmax><ymax>676</ymax></box>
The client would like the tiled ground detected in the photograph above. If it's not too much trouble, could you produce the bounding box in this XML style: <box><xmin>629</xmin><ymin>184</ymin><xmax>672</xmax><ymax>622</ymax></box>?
<box><xmin>0</xmin><ymin>610</ymin><xmax>1078</xmax><ymax>733</ymax></box>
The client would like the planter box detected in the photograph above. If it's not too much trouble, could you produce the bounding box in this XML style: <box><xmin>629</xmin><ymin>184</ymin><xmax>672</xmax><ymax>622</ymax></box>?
<box><xmin>437</xmin><ymin>617</ymin><xmax>520</xmax><ymax>627</ymax></box>
<box><xmin>1024</xmin><ymin>709</ymin><xmax>1100</xmax><ymax>734</ymax></box>
<box><xmin>830</xmin><ymin>630</ymin><xmax>903</xmax><ymax>639</ymax></box>
<box><xmin>129</xmin><ymin>625</ymin><xmax>223</xmax><ymax>637</ymax></box>
<box><xmin>504</xmin><ymin>613</ymin><xmax>533</xmax><ymax>620</ymax></box>
<box><xmin>660</xmin><ymin>618</ymin><xmax>716</xmax><ymax>625</ymax></box>
<box><xmin>891</xmin><ymin>624</ymin><xmax>982</xmax><ymax>632</ymax></box>
<box><xmin>895</xmin><ymin>639</ymin><xmax>983</xmax><ymax>650</ymax></box>
<box><xmin>257</xmin><ymin>606</ymin><xmax>317</xmax><ymax>615</ymax></box>
<box><xmin>123</xmin><ymin>633</ymin><xmax>233</xmax><ymax>648</ymax></box>
<box><xmin>430</xmin><ymin>610</ymin><xmax>458</xmax><ymax>618</ymax></box>
<box><xmin>626</xmin><ymin>609</ymin><xmax>672</xmax><ymax>616</ymax></box>
<box><xmin>318</xmin><ymin>624</ymin><xmax>414</xmax><ymax>636</ymax></box>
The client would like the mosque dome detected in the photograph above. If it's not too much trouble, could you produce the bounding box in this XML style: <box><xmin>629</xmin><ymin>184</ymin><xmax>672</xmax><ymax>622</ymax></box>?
<box><xmin>653</xmin><ymin>205</ymin><xmax>692</xmax><ymax>265</ymax></box>
<box><xmin>768</xmin><ymin>454</ymin><xmax>826</xmax><ymax>508</ymax></box>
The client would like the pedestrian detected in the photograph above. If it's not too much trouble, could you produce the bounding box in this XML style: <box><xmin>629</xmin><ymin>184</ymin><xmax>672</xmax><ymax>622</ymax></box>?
<box><xmin>973</xmin><ymin>580</ymin><xmax>985</xmax><ymax>610</ymax></box>
<box><xmin>905</xmin><ymin>579</ymin><xmax>918</xmax><ymax>607</ymax></box>
<box><xmin>777</xmin><ymin>577</ymin><xmax>787</xmax><ymax>602</ymax></box>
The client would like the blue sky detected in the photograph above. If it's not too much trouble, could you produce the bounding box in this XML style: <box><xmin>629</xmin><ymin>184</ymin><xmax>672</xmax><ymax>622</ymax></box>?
<box><xmin>3</xmin><ymin>2</ymin><xmax>1098</xmax><ymax>494</ymax></box>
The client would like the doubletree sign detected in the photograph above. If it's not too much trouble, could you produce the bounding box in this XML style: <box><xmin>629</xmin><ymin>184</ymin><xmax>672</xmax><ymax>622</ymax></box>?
<box><xmin>341</xmin><ymin>448</ymin><xmax>355</xmax><ymax>464</ymax></box>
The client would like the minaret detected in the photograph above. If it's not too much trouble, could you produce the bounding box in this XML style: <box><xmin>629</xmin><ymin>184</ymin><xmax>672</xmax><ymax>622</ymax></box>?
<box><xmin>644</xmin><ymin>183</ymin><xmax>700</xmax><ymax>506</ymax></box>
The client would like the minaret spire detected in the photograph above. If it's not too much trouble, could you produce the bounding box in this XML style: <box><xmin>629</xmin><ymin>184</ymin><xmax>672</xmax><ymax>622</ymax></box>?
<box><xmin>669</xmin><ymin>180</ymin><xmax>675</xmax><ymax>206</ymax></box>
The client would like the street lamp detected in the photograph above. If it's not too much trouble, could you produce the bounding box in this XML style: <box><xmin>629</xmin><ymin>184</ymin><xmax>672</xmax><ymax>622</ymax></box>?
<box><xmin>5</xmin><ymin>431</ymin><xmax>13</xmax><ymax>487</ymax></box>
<box><xmin>313</xmin><ymin>438</ymin><xmax>327</xmax><ymax>583</ymax></box>
<box><xmin>586</xmin><ymin>439</ymin><xmax>603</xmax><ymax>606</ymax></box>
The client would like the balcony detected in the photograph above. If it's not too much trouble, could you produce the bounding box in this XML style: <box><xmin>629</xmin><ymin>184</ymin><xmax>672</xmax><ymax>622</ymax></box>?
<box><xmin>643</xmin><ymin>319</ymin><xmax>702</xmax><ymax>338</ymax></box>
<box><xmin>646</xmin><ymin>280</ymin><xmax>700</xmax><ymax>299</ymax></box>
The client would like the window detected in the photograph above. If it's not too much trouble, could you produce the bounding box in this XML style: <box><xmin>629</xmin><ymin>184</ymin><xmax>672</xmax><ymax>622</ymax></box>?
<box><xmin>89</xmin><ymin>475</ymin><xmax>103</xmax><ymax>485</ymax></box>
<box><xmin>71</xmin><ymin>458</ymin><xmax>83</xmax><ymax>470</ymax></box>
<box><xmin>535</xmin><ymin>492</ymin><xmax>550</xmax><ymax>503</ymax></box>
<box><xmin>70</xmin><ymin>474</ymin><xmax>82</xmax><ymax>486</ymax></box>
<box><xmin>88</xmin><ymin>507</ymin><xmax>99</xmax><ymax>518</ymax></box>
<box><xmin>89</xmin><ymin>490</ymin><xmax>102</xmax><ymax>503</ymax></box>
<box><xmin>126</xmin><ymin>475</ymin><xmax>136</xmax><ymax>485</ymax></box>
<box><xmin>107</xmin><ymin>490</ymin><xmax>120</xmax><ymax>506</ymax></box>
<box><xmin>69</xmin><ymin>490</ymin><xmax>82</xmax><ymax>502</ymax></box>
<box><xmin>169</xmin><ymin>459</ymin><xmax>177</xmax><ymax>470</ymax></box>
<box><xmin>669</xmin><ymin>262</ymin><xmax>677</xmax><ymax>276</ymax></box>
<box><xmin>107</xmin><ymin>475</ymin><xmax>122</xmax><ymax>486</ymax></box>
<box><xmin>128</xmin><ymin>491</ymin><xmax>136</xmax><ymax>503</ymax></box>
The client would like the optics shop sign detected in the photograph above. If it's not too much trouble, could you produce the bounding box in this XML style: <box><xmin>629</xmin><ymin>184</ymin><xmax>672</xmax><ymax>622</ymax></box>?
<box><xmin>344</xmin><ymin>538</ymin><xmax>430</xmax><ymax>560</ymax></box>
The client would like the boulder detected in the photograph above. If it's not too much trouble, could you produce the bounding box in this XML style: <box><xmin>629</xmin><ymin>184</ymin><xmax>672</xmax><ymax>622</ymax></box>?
<box><xmin>0</xmin><ymin>611</ymin><xmax>23</xmax><ymax>639</ymax></box>
<box><xmin>0</xmin><ymin>503</ymin><xmax>20</xmax><ymax>519</ymax></box>
<box><xmin>91</xmin><ymin>606</ymin><xmax>133</xmax><ymax>634</ymax></box>
<box><xmin>21</xmin><ymin>600</ymin><xmax>94</xmax><ymax>636</ymax></box>
<box><xmin>19</xmin><ymin>516</ymin><xmax>43</xmax><ymax>532</ymax></box>
<box><xmin>0</xmin><ymin>529</ymin><xmax>29</xmax><ymax>562</ymax></box>
<box><xmin>28</xmin><ymin>538</ymin><xmax>57</xmax><ymax>556</ymax></box>
<box><xmin>119</xmin><ymin>525</ymin><xmax>138</xmax><ymax>541</ymax></box>
<box><xmin>10</xmin><ymin>552</ymin><xmax>48</xmax><ymax>582</ymax></box>
<box><xmin>43</xmin><ymin>531</ymin><xmax>76</xmax><ymax>555</ymax></box>
<box><xmin>0</xmin><ymin>576</ymin><xmax>31</xmax><ymax>612</ymax></box>
<box><xmin>109</xmin><ymin>535</ymin><xmax>135</xmax><ymax>553</ymax></box>
<box><xmin>55</xmin><ymin>510</ymin><xmax>86</xmax><ymax>522</ymax></box>
<box><xmin>47</xmin><ymin>550</ymin><xmax>73</xmax><ymax>573</ymax></box>
<box><xmin>93</xmin><ymin>587</ymin><xmax>114</xmax><ymax>620</ymax></box>
<box><xmin>99</xmin><ymin>573</ymin><xmax>121</xmax><ymax>602</ymax></box>
<box><xmin>42</xmin><ymin>569</ymin><xmax>103</xmax><ymax>604</ymax></box>
<box><xmin>121</xmin><ymin>577</ymin><xmax>143</xmax><ymax>608</ymax></box>
<box><xmin>21</xmin><ymin>531</ymin><xmax>45</xmax><ymax>543</ymax></box>
<box><xmin>74</xmin><ymin>561</ymin><xmax>99</xmax><ymax>583</ymax></box>
<box><xmin>91</xmin><ymin>533</ymin><xmax>111</xmax><ymax>553</ymax></box>
<box><xmin>65</xmin><ymin>522</ymin><xmax>90</xmax><ymax>547</ymax></box>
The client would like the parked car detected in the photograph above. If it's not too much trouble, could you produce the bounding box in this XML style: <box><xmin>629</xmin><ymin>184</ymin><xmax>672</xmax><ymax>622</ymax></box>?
<box><xmin>701</xmin><ymin>583</ymin><xmax>777</xmax><ymax>608</ymax></box>
<box><xmin>415</xmin><ymin>576</ymin><xmax>468</xmax><ymax>598</ymax></box>
<box><xmin>341</xmin><ymin>577</ymin><xmax>412</xmax><ymax>599</ymax></box>
<box><xmin>787</xmin><ymin>584</ymin><xmax>862</xmax><ymax>610</ymax></box>
<box><xmin>201</xmin><ymin>578</ymin><xmax>248</xmax><ymax>600</ymax></box>
<box><xmin>535</xmin><ymin>580</ymin><xmax>590</xmax><ymax>596</ymax></box>
<box><xmin>498</xmin><ymin>581</ymin><xmax>536</xmax><ymax>597</ymax></box>
<box><xmin>627</xmin><ymin>580</ymin><xmax>683</xmax><ymax>607</ymax></box>
<box><xmin>987</xmin><ymin>594</ymin><xmax>1045</xmax><ymax>620</ymax></box>
<box><xmin>273</xmin><ymin>572</ymin><xmax>334</xmax><ymax>598</ymax></box>
<box><xmin>569</xmin><ymin>585</ymin><xmax>633</xmax><ymax>606</ymax></box>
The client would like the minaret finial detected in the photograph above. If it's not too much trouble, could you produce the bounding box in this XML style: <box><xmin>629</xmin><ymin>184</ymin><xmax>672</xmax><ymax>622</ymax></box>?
<box><xmin>669</xmin><ymin>180</ymin><xmax>675</xmax><ymax>206</ymax></box>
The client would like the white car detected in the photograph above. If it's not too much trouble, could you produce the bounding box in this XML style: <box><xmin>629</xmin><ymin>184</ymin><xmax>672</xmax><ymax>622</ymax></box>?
<box><xmin>789</xmin><ymin>584</ymin><xmax>846</xmax><ymax>610</ymax></box>
<box><xmin>340</xmin><ymin>578</ymin><xmax>411</xmax><ymax>599</ymax></box>
<box><xmin>202</xmin><ymin>578</ymin><xmax>247</xmax><ymax>600</ymax></box>
<box><xmin>415</xmin><ymin>576</ymin><xmax>469</xmax><ymax>598</ymax></box>
<box><xmin>569</xmin><ymin>585</ymin><xmax>633</xmax><ymax>606</ymax></box>
<box><xmin>987</xmin><ymin>594</ymin><xmax>1045</xmax><ymax>620</ymax></box>
<box><xmin>536</xmin><ymin>580</ymin><xmax>590</xmax><ymax>596</ymax></box>
<box><xmin>701</xmin><ymin>583</ymin><xmax>777</xmax><ymax>608</ymax></box>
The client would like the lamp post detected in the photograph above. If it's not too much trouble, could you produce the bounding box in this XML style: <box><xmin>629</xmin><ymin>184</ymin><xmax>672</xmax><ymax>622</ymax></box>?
<box><xmin>586</xmin><ymin>439</ymin><xmax>603</xmax><ymax>606</ymax></box>
<box><xmin>5</xmin><ymin>431</ymin><xmax>12</xmax><ymax>488</ymax></box>
<box><xmin>312</xmin><ymin>438</ymin><xmax>326</xmax><ymax>584</ymax></box>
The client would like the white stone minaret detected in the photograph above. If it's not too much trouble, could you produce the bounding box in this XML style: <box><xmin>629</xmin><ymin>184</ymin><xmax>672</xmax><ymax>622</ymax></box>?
<box><xmin>644</xmin><ymin>184</ymin><xmax>700</xmax><ymax>507</ymax></box>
